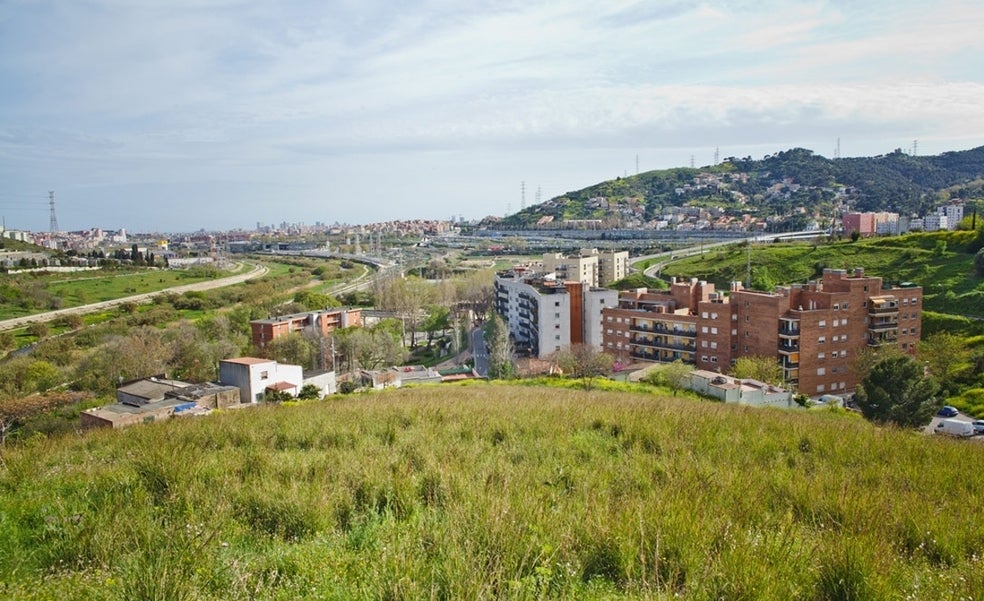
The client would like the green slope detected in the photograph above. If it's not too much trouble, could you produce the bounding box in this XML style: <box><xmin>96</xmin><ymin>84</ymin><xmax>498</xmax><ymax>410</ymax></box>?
<box><xmin>1</xmin><ymin>384</ymin><xmax>982</xmax><ymax>600</ymax></box>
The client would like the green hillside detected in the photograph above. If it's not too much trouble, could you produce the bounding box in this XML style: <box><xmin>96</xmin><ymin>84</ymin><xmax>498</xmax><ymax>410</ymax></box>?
<box><xmin>662</xmin><ymin>230</ymin><xmax>984</xmax><ymax>318</ymax></box>
<box><xmin>492</xmin><ymin>146</ymin><xmax>984</xmax><ymax>229</ymax></box>
<box><xmin>2</xmin><ymin>384</ymin><xmax>982</xmax><ymax>600</ymax></box>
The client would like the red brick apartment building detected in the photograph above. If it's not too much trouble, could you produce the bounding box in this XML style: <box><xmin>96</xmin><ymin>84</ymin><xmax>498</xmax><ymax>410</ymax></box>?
<box><xmin>251</xmin><ymin>308</ymin><xmax>362</xmax><ymax>349</ymax></box>
<box><xmin>602</xmin><ymin>269</ymin><xmax>922</xmax><ymax>396</ymax></box>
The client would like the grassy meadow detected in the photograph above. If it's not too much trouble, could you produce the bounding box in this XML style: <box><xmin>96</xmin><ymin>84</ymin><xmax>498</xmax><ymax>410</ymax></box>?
<box><xmin>1</xmin><ymin>384</ymin><xmax>982</xmax><ymax>600</ymax></box>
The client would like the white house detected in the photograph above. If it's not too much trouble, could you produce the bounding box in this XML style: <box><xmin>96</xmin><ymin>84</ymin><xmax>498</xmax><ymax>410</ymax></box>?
<box><xmin>219</xmin><ymin>357</ymin><xmax>304</xmax><ymax>404</ymax></box>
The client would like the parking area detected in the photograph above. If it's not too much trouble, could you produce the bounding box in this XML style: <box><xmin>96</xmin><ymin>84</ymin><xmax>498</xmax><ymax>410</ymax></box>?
<box><xmin>923</xmin><ymin>407</ymin><xmax>984</xmax><ymax>440</ymax></box>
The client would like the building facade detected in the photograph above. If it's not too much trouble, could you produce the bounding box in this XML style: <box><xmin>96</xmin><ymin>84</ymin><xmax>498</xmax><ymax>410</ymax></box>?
<box><xmin>251</xmin><ymin>307</ymin><xmax>362</xmax><ymax>349</ymax></box>
<box><xmin>602</xmin><ymin>269</ymin><xmax>922</xmax><ymax>396</ymax></box>
<box><xmin>494</xmin><ymin>269</ymin><xmax>617</xmax><ymax>358</ymax></box>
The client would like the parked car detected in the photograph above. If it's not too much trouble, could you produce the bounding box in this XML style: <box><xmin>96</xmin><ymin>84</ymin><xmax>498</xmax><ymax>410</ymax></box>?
<box><xmin>937</xmin><ymin>405</ymin><xmax>959</xmax><ymax>418</ymax></box>
<box><xmin>972</xmin><ymin>420</ymin><xmax>984</xmax><ymax>435</ymax></box>
<box><xmin>936</xmin><ymin>419</ymin><xmax>975</xmax><ymax>437</ymax></box>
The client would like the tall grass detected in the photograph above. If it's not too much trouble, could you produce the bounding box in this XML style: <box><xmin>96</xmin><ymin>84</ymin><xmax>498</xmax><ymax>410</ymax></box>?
<box><xmin>1</xmin><ymin>384</ymin><xmax>982</xmax><ymax>599</ymax></box>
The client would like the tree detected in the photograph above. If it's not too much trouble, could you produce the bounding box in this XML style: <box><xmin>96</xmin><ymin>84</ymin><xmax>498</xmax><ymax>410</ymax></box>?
<box><xmin>919</xmin><ymin>332</ymin><xmax>970</xmax><ymax>395</ymax></box>
<box><xmin>974</xmin><ymin>247</ymin><xmax>984</xmax><ymax>277</ymax></box>
<box><xmin>485</xmin><ymin>314</ymin><xmax>515</xmax><ymax>380</ymax></box>
<box><xmin>263</xmin><ymin>333</ymin><xmax>315</xmax><ymax>369</ymax></box>
<box><xmin>421</xmin><ymin>305</ymin><xmax>451</xmax><ymax>348</ymax></box>
<box><xmin>731</xmin><ymin>355</ymin><xmax>784</xmax><ymax>386</ymax></box>
<box><xmin>26</xmin><ymin>322</ymin><xmax>49</xmax><ymax>341</ymax></box>
<box><xmin>556</xmin><ymin>344</ymin><xmax>615</xmax><ymax>390</ymax></box>
<box><xmin>298</xmin><ymin>384</ymin><xmax>321</xmax><ymax>400</ymax></box>
<box><xmin>655</xmin><ymin>360</ymin><xmax>693</xmax><ymax>395</ymax></box>
<box><xmin>855</xmin><ymin>354</ymin><xmax>940</xmax><ymax>427</ymax></box>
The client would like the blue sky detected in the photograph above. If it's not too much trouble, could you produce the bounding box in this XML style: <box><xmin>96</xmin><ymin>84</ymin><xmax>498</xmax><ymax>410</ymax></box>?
<box><xmin>1</xmin><ymin>0</ymin><xmax>983</xmax><ymax>233</ymax></box>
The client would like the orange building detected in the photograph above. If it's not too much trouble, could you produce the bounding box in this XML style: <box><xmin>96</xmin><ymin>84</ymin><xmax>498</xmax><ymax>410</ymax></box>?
<box><xmin>603</xmin><ymin>269</ymin><xmax>922</xmax><ymax>396</ymax></box>
<box><xmin>251</xmin><ymin>308</ymin><xmax>362</xmax><ymax>349</ymax></box>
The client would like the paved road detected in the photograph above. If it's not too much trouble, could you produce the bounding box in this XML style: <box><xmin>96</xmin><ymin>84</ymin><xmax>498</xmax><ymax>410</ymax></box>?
<box><xmin>0</xmin><ymin>261</ymin><xmax>269</xmax><ymax>331</ymax></box>
<box><xmin>471</xmin><ymin>327</ymin><xmax>489</xmax><ymax>377</ymax></box>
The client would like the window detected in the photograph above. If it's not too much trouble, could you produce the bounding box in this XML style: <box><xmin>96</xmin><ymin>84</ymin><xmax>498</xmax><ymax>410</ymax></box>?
<box><xmin>554</xmin><ymin>301</ymin><xmax>560</xmax><ymax>307</ymax></box>
<box><xmin>260</xmin><ymin>370</ymin><xmax>269</xmax><ymax>380</ymax></box>
<box><xmin>606</xmin><ymin>316</ymin><xmax>612</xmax><ymax>322</ymax></box>
<box><xmin>842</xmin><ymin>350</ymin><xmax>848</xmax><ymax>358</ymax></box>
<box><xmin>745</xmin><ymin>315</ymin><xmax>750</xmax><ymax>322</ymax></box>
<box><xmin>732</xmin><ymin>314</ymin><xmax>738</xmax><ymax>321</ymax></box>
<box><xmin>554</xmin><ymin>313</ymin><xmax>560</xmax><ymax>318</ymax></box>
<box><xmin>555</xmin><ymin>324</ymin><xmax>560</xmax><ymax>329</ymax></box>
<box><xmin>700</xmin><ymin>355</ymin><xmax>709</xmax><ymax>362</ymax></box>
<box><xmin>901</xmin><ymin>328</ymin><xmax>907</xmax><ymax>335</ymax></box>
<box><xmin>841</xmin><ymin>318</ymin><xmax>847</xmax><ymax>326</ymax></box>
<box><xmin>818</xmin><ymin>352</ymin><xmax>826</xmax><ymax>360</ymax></box>
<box><xmin>842</xmin><ymin>303</ymin><xmax>849</xmax><ymax>309</ymax></box>
<box><xmin>731</xmin><ymin>329</ymin><xmax>737</xmax><ymax>336</ymax></box>
<box><xmin>710</xmin><ymin>341</ymin><xmax>717</xmax><ymax>349</ymax></box>
<box><xmin>817</xmin><ymin>384</ymin><xmax>825</xmax><ymax>393</ymax></box>
<box><xmin>902</xmin><ymin>299</ymin><xmax>908</xmax><ymax>306</ymax></box>
<box><xmin>701</xmin><ymin>326</ymin><xmax>708</xmax><ymax>334</ymax></box>
<box><xmin>842</xmin><ymin>335</ymin><xmax>848</xmax><ymax>342</ymax></box>
<box><xmin>701</xmin><ymin>311</ymin><xmax>708</xmax><ymax>318</ymax></box>
<box><xmin>711</xmin><ymin>312</ymin><xmax>719</xmax><ymax>319</ymax></box>
<box><xmin>819</xmin><ymin>320</ymin><xmax>827</xmax><ymax>328</ymax></box>
<box><xmin>911</xmin><ymin>297</ymin><xmax>918</xmax><ymax>304</ymax></box>
<box><xmin>818</xmin><ymin>336</ymin><xmax>826</xmax><ymax>344</ymax></box>
<box><xmin>711</xmin><ymin>327</ymin><xmax>718</xmax><ymax>334</ymax></box>
<box><xmin>701</xmin><ymin>340</ymin><xmax>708</xmax><ymax>348</ymax></box>
<box><xmin>832</xmin><ymin>335</ymin><xmax>839</xmax><ymax>342</ymax></box>
<box><xmin>817</xmin><ymin>367</ymin><xmax>826</xmax><ymax>376</ymax></box>
<box><xmin>833</xmin><ymin>304</ymin><xmax>839</xmax><ymax>310</ymax></box>
<box><xmin>555</xmin><ymin>335</ymin><xmax>560</xmax><ymax>340</ymax></box>
<box><xmin>833</xmin><ymin>319</ymin><xmax>839</xmax><ymax>327</ymax></box>
<box><xmin>710</xmin><ymin>356</ymin><xmax>718</xmax><ymax>363</ymax></box>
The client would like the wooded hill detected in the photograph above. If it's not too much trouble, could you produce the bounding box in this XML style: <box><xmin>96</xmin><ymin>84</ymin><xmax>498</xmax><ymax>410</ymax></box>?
<box><xmin>489</xmin><ymin>145</ymin><xmax>984</xmax><ymax>230</ymax></box>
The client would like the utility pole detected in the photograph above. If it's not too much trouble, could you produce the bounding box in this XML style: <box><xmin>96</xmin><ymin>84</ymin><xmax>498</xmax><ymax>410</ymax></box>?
<box><xmin>48</xmin><ymin>191</ymin><xmax>58</xmax><ymax>234</ymax></box>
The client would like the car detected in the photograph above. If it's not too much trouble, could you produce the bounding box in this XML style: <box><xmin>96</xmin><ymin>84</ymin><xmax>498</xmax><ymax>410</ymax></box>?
<box><xmin>937</xmin><ymin>405</ymin><xmax>959</xmax><ymax>418</ymax></box>
<box><xmin>972</xmin><ymin>420</ymin><xmax>984</xmax><ymax>435</ymax></box>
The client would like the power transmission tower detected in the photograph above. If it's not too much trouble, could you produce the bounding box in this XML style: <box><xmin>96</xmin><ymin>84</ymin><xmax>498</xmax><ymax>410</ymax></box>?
<box><xmin>714</xmin><ymin>146</ymin><xmax>719</xmax><ymax>165</ymax></box>
<box><xmin>835</xmin><ymin>138</ymin><xmax>841</xmax><ymax>159</ymax></box>
<box><xmin>48</xmin><ymin>191</ymin><xmax>59</xmax><ymax>233</ymax></box>
<box><xmin>912</xmin><ymin>139</ymin><xmax>918</xmax><ymax>156</ymax></box>
<box><xmin>520</xmin><ymin>181</ymin><xmax>526</xmax><ymax>211</ymax></box>
<box><xmin>690</xmin><ymin>155</ymin><xmax>695</xmax><ymax>168</ymax></box>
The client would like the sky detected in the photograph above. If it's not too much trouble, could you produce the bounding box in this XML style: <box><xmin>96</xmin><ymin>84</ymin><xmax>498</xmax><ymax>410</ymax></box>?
<box><xmin>1</xmin><ymin>0</ymin><xmax>983</xmax><ymax>234</ymax></box>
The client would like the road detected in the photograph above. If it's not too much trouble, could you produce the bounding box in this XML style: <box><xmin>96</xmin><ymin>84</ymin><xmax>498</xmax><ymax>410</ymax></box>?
<box><xmin>0</xmin><ymin>261</ymin><xmax>269</xmax><ymax>332</ymax></box>
<box><xmin>471</xmin><ymin>327</ymin><xmax>489</xmax><ymax>377</ymax></box>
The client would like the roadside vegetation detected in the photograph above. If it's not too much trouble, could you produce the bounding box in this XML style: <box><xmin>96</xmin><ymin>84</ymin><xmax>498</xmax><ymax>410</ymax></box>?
<box><xmin>1</xmin><ymin>385</ymin><xmax>981</xmax><ymax>600</ymax></box>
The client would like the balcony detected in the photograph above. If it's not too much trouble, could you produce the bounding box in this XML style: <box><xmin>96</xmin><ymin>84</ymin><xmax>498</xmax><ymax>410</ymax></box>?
<box><xmin>868</xmin><ymin>321</ymin><xmax>899</xmax><ymax>332</ymax></box>
<box><xmin>629</xmin><ymin>322</ymin><xmax>696</xmax><ymax>337</ymax></box>
<box><xmin>631</xmin><ymin>338</ymin><xmax>697</xmax><ymax>352</ymax></box>
<box><xmin>778</xmin><ymin>327</ymin><xmax>801</xmax><ymax>337</ymax></box>
<box><xmin>778</xmin><ymin>343</ymin><xmax>800</xmax><ymax>353</ymax></box>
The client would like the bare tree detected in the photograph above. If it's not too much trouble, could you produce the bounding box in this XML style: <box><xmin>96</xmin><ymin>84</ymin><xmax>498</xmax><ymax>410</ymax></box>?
<box><xmin>556</xmin><ymin>344</ymin><xmax>614</xmax><ymax>390</ymax></box>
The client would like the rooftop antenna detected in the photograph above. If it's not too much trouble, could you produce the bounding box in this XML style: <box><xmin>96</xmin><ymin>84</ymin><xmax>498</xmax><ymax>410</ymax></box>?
<box><xmin>48</xmin><ymin>191</ymin><xmax>59</xmax><ymax>234</ymax></box>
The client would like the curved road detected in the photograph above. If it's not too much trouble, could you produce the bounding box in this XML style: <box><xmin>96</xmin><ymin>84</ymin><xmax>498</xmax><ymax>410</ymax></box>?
<box><xmin>0</xmin><ymin>261</ymin><xmax>269</xmax><ymax>332</ymax></box>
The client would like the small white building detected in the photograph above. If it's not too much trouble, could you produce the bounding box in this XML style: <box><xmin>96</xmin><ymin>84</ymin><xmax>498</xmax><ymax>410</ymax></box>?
<box><xmin>219</xmin><ymin>357</ymin><xmax>304</xmax><ymax>403</ymax></box>
<box><xmin>689</xmin><ymin>369</ymin><xmax>795</xmax><ymax>408</ymax></box>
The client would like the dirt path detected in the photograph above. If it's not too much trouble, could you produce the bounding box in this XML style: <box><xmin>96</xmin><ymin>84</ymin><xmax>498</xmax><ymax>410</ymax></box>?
<box><xmin>0</xmin><ymin>262</ymin><xmax>269</xmax><ymax>331</ymax></box>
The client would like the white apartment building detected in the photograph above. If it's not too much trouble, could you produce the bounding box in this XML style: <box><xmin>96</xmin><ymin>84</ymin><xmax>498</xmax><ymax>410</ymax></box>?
<box><xmin>494</xmin><ymin>269</ymin><xmax>617</xmax><ymax>358</ymax></box>
<box><xmin>939</xmin><ymin>203</ymin><xmax>964</xmax><ymax>230</ymax></box>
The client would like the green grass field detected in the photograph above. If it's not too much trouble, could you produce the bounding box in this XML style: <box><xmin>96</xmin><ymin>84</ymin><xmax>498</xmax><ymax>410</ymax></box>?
<box><xmin>0</xmin><ymin>267</ymin><xmax>233</xmax><ymax>321</ymax></box>
<box><xmin>1</xmin><ymin>384</ymin><xmax>981</xmax><ymax>600</ymax></box>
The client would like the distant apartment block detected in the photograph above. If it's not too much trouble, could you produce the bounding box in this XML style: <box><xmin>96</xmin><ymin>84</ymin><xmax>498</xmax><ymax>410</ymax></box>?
<box><xmin>939</xmin><ymin>203</ymin><xmax>964</xmax><ymax>229</ymax></box>
<box><xmin>251</xmin><ymin>307</ymin><xmax>362</xmax><ymax>349</ymax></box>
<box><xmin>540</xmin><ymin>248</ymin><xmax>629</xmax><ymax>288</ymax></box>
<box><xmin>494</xmin><ymin>268</ymin><xmax>617</xmax><ymax>358</ymax></box>
<box><xmin>601</xmin><ymin>269</ymin><xmax>922</xmax><ymax>396</ymax></box>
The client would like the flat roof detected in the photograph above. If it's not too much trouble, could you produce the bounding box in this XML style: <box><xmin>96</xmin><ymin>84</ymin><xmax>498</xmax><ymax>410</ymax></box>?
<box><xmin>221</xmin><ymin>357</ymin><xmax>273</xmax><ymax>366</ymax></box>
